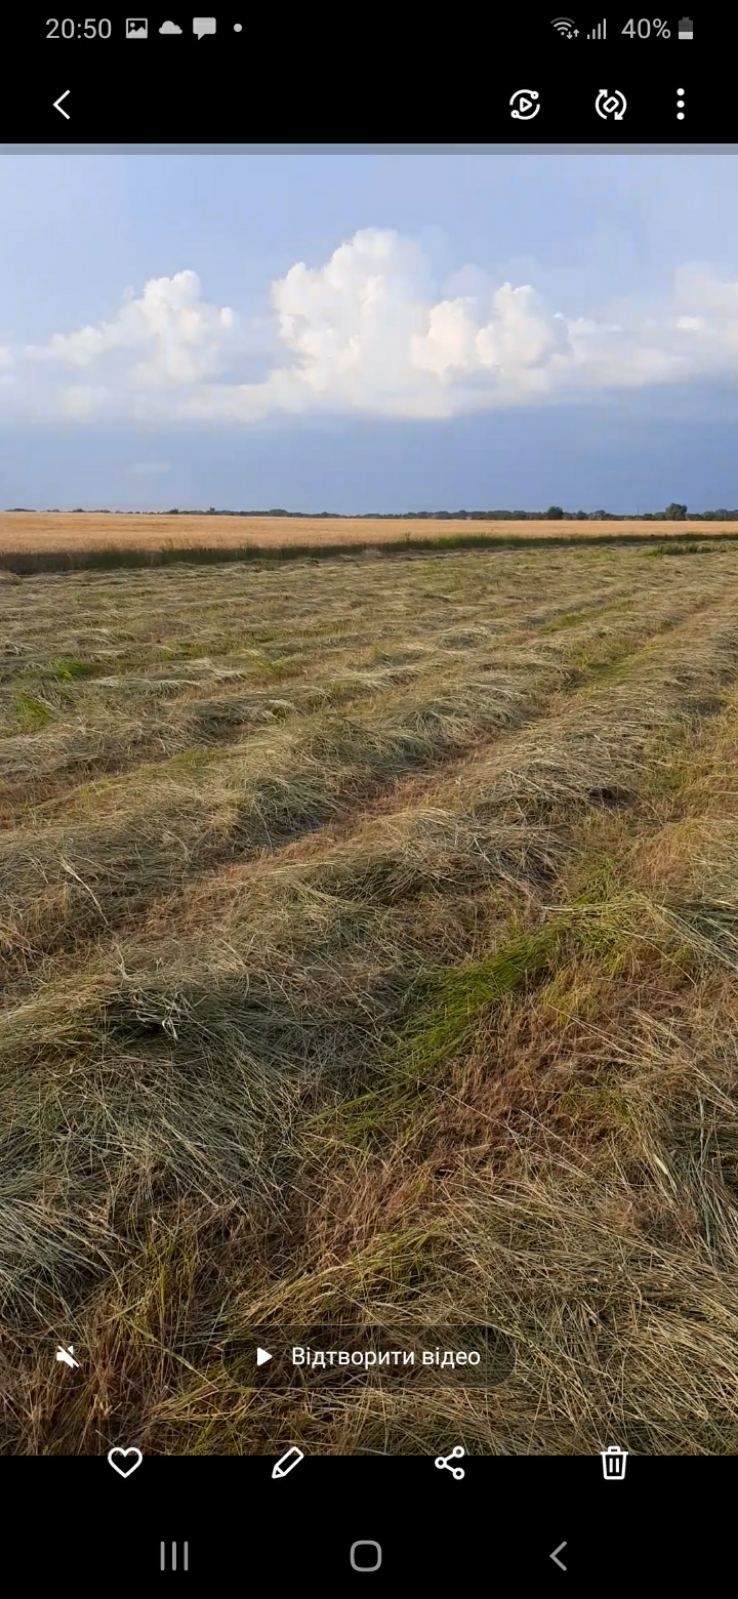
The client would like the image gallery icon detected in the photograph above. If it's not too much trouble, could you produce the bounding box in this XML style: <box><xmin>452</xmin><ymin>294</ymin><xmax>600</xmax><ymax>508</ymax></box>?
<box><xmin>125</xmin><ymin>18</ymin><xmax>149</xmax><ymax>38</ymax></box>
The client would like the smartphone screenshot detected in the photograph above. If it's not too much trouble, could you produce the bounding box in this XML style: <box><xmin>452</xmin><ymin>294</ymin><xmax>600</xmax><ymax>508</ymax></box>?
<box><xmin>1</xmin><ymin>7</ymin><xmax>734</xmax><ymax>1586</ymax></box>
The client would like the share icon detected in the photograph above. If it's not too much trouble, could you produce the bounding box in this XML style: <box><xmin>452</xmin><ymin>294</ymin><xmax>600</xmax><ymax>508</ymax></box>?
<box><xmin>434</xmin><ymin>1445</ymin><xmax>466</xmax><ymax>1481</ymax></box>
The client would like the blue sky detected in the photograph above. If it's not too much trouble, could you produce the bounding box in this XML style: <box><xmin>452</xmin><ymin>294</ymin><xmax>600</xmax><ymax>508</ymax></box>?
<box><xmin>2</xmin><ymin>150</ymin><xmax>738</xmax><ymax>510</ymax></box>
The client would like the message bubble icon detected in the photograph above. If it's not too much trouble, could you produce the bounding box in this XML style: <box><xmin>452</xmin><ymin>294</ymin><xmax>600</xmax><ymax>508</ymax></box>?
<box><xmin>193</xmin><ymin>16</ymin><xmax>216</xmax><ymax>37</ymax></box>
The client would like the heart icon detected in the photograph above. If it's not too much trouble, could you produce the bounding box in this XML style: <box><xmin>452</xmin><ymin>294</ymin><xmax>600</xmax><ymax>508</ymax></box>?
<box><xmin>107</xmin><ymin>1446</ymin><xmax>143</xmax><ymax>1478</ymax></box>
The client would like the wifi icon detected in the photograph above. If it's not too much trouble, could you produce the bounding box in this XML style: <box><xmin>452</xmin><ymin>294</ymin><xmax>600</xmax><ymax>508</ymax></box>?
<box><xmin>551</xmin><ymin>16</ymin><xmax>577</xmax><ymax>35</ymax></box>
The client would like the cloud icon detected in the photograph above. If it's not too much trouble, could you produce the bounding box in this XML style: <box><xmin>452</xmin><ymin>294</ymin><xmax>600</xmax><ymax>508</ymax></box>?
<box><xmin>159</xmin><ymin>19</ymin><xmax>183</xmax><ymax>33</ymax></box>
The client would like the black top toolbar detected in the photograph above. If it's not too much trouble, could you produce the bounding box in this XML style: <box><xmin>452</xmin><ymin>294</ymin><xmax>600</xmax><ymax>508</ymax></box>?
<box><xmin>1</xmin><ymin>9</ymin><xmax>731</xmax><ymax>143</ymax></box>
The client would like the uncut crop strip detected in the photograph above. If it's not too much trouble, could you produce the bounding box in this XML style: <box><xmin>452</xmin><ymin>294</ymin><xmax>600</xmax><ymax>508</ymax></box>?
<box><xmin>3</xmin><ymin>511</ymin><xmax>738</xmax><ymax>560</ymax></box>
<box><xmin>0</xmin><ymin>556</ymin><xmax>726</xmax><ymax>979</ymax></box>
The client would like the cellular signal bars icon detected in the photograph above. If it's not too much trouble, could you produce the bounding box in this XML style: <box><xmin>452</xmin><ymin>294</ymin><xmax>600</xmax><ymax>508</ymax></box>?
<box><xmin>587</xmin><ymin>17</ymin><xmax>606</xmax><ymax>39</ymax></box>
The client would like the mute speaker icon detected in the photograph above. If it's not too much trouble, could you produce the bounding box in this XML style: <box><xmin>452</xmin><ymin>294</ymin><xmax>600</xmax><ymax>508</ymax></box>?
<box><xmin>55</xmin><ymin>1344</ymin><xmax>80</xmax><ymax>1370</ymax></box>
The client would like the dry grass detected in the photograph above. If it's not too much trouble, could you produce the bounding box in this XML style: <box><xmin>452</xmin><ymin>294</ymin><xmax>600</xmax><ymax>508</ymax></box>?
<box><xmin>3</xmin><ymin>541</ymin><xmax>738</xmax><ymax>1455</ymax></box>
<box><xmin>0</xmin><ymin>511</ymin><xmax>734</xmax><ymax>556</ymax></box>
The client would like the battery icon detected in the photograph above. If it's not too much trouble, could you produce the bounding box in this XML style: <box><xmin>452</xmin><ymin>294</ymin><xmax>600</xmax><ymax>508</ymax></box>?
<box><xmin>678</xmin><ymin>17</ymin><xmax>694</xmax><ymax>38</ymax></box>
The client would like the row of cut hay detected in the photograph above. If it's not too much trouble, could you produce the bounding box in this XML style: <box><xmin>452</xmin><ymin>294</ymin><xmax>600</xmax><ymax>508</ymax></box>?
<box><xmin>0</xmin><ymin>545</ymin><xmax>649</xmax><ymax>709</ymax></box>
<box><xmin>0</xmin><ymin>569</ymin><xmax>719</xmax><ymax>973</ymax></box>
<box><xmin>2</xmin><ymin>592</ymin><xmax>738</xmax><ymax>1409</ymax></box>
<box><xmin>0</xmin><ymin>551</ymin><xmax>648</xmax><ymax>805</ymax></box>
<box><xmin>0</xmin><ymin>540</ymin><xmax>714</xmax><ymax>743</ymax></box>
<box><xmin>198</xmin><ymin>681</ymin><xmax>738</xmax><ymax>1455</ymax></box>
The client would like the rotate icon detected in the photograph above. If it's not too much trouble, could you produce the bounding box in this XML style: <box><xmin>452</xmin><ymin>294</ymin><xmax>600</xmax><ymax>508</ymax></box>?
<box><xmin>595</xmin><ymin>89</ymin><xmax>627</xmax><ymax>120</ymax></box>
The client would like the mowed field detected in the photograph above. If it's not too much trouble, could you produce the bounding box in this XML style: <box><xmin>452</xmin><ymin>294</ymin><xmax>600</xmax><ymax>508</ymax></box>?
<box><xmin>4</xmin><ymin>541</ymin><xmax>738</xmax><ymax>1456</ymax></box>
<box><xmin>0</xmin><ymin>510</ymin><xmax>733</xmax><ymax>556</ymax></box>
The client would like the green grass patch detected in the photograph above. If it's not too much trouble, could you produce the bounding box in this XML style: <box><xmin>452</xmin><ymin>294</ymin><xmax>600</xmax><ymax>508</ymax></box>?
<box><xmin>335</xmin><ymin>927</ymin><xmax>562</xmax><ymax>1144</ymax></box>
<box><xmin>541</xmin><ymin>609</ymin><xmax>591</xmax><ymax>634</ymax></box>
<box><xmin>645</xmin><ymin>752</ymin><xmax>689</xmax><ymax>801</ymax></box>
<box><xmin>14</xmin><ymin>691</ymin><xmax>54</xmax><ymax>729</ymax></box>
<box><xmin>565</xmin><ymin>857</ymin><xmax>659</xmax><ymax>968</ymax></box>
<box><xmin>645</xmin><ymin>542</ymin><xmax>715</xmax><ymax>558</ymax></box>
<box><xmin>556</xmin><ymin>1077</ymin><xmax>632</xmax><ymax>1134</ymax></box>
<box><xmin>576</xmin><ymin>651</ymin><xmax>634</xmax><ymax>686</ymax></box>
<box><xmin>157</xmin><ymin>641</ymin><xmax>223</xmax><ymax>664</ymax></box>
<box><xmin>155</xmin><ymin>635</ymin><xmax>253</xmax><ymax>664</ymax></box>
<box><xmin>396</xmin><ymin>928</ymin><xmax>561</xmax><ymax>1073</ymax></box>
<box><xmin>50</xmin><ymin>657</ymin><xmax>105</xmax><ymax>682</ymax></box>
<box><xmin>163</xmin><ymin>746</ymin><xmax>220</xmax><ymax>776</ymax></box>
<box><xmin>247</xmin><ymin>652</ymin><xmax>299</xmax><ymax>680</ymax></box>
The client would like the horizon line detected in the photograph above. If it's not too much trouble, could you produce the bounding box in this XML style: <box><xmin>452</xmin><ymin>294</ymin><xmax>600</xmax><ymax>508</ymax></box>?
<box><xmin>3</xmin><ymin>506</ymin><xmax>736</xmax><ymax>521</ymax></box>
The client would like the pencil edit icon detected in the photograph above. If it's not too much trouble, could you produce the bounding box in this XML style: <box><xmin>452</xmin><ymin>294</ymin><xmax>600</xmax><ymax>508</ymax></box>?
<box><xmin>272</xmin><ymin>1446</ymin><xmax>305</xmax><ymax>1480</ymax></box>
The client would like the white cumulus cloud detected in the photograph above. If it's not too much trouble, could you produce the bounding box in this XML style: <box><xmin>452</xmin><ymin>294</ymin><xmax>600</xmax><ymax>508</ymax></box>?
<box><xmin>11</xmin><ymin>231</ymin><xmax>738</xmax><ymax>425</ymax></box>
<box><xmin>27</xmin><ymin>270</ymin><xmax>234</xmax><ymax>388</ymax></box>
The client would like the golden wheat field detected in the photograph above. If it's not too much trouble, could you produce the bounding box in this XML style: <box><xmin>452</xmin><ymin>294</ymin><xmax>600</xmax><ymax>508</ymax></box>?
<box><xmin>0</xmin><ymin>511</ymin><xmax>731</xmax><ymax>555</ymax></box>
<box><xmin>4</xmin><ymin>539</ymin><xmax>738</xmax><ymax>1456</ymax></box>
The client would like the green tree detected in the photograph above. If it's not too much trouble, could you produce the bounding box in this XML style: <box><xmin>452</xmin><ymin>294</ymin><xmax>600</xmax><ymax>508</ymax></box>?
<box><xmin>545</xmin><ymin>505</ymin><xmax>565</xmax><ymax>520</ymax></box>
<box><xmin>665</xmin><ymin>502</ymin><xmax>688</xmax><ymax>520</ymax></box>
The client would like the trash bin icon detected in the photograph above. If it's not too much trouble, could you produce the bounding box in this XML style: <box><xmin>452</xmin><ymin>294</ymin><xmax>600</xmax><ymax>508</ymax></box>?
<box><xmin>601</xmin><ymin>1445</ymin><xmax>628</xmax><ymax>1480</ymax></box>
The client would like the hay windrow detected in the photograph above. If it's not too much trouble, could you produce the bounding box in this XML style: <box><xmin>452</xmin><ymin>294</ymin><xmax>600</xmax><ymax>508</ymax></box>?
<box><xmin>4</xmin><ymin>543</ymin><xmax>738</xmax><ymax>1455</ymax></box>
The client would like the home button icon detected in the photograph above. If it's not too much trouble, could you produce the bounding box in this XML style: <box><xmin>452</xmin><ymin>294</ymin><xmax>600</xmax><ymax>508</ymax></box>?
<box><xmin>350</xmin><ymin>1540</ymin><xmax>383</xmax><ymax>1573</ymax></box>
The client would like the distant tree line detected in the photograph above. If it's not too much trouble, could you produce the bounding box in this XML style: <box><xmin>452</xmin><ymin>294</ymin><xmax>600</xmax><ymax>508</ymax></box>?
<box><xmin>138</xmin><ymin>502</ymin><xmax>738</xmax><ymax>521</ymax></box>
<box><xmin>9</xmin><ymin>503</ymin><xmax>738</xmax><ymax>520</ymax></box>
<box><xmin>159</xmin><ymin>503</ymin><xmax>735</xmax><ymax>520</ymax></box>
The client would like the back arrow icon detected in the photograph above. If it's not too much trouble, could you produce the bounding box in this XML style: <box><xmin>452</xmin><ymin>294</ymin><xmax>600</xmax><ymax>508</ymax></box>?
<box><xmin>53</xmin><ymin>91</ymin><xmax>71</xmax><ymax>120</ymax></box>
<box><xmin>550</xmin><ymin>1540</ymin><xmax>567</xmax><ymax>1572</ymax></box>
